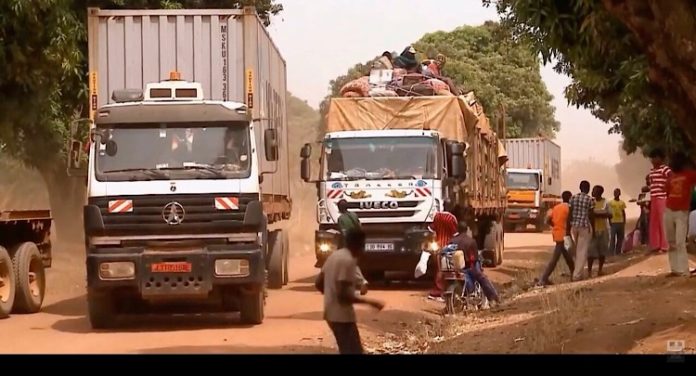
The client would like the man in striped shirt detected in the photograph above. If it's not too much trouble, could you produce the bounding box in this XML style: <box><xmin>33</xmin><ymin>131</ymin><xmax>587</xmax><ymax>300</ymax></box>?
<box><xmin>647</xmin><ymin>149</ymin><xmax>672</xmax><ymax>253</ymax></box>
<box><xmin>427</xmin><ymin>209</ymin><xmax>459</xmax><ymax>300</ymax></box>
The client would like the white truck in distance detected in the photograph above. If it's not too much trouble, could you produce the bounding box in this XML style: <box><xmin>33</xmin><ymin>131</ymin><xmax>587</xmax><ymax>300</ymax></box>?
<box><xmin>69</xmin><ymin>8</ymin><xmax>290</xmax><ymax>329</ymax></box>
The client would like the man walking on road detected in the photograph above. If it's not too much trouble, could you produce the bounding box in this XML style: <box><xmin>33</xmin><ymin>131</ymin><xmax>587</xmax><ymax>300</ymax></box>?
<box><xmin>315</xmin><ymin>230</ymin><xmax>385</xmax><ymax>354</ymax></box>
<box><xmin>608</xmin><ymin>188</ymin><xmax>627</xmax><ymax>255</ymax></box>
<box><xmin>647</xmin><ymin>149</ymin><xmax>672</xmax><ymax>253</ymax></box>
<box><xmin>336</xmin><ymin>199</ymin><xmax>368</xmax><ymax>295</ymax></box>
<box><xmin>537</xmin><ymin>191</ymin><xmax>574</xmax><ymax>287</ymax></box>
<box><xmin>568</xmin><ymin>181</ymin><xmax>595</xmax><ymax>281</ymax></box>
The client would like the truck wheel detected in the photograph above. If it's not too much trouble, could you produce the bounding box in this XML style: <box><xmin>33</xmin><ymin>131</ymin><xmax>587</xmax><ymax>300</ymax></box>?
<box><xmin>87</xmin><ymin>289</ymin><xmax>117</xmax><ymax>329</ymax></box>
<box><xmin>0</xmin><ymin>246</ymin><xmax>15</xmax><ymax>319</ymax></box>
<box><xmin>11</xmin><ymin>242</ymin><xmax>46</xmax><ymax>313</ymax></box>
<box><xmin>282</xmin><ymin>230</ymin><xmax>290</xmax><ymax>286</ymax></box>
<box><xmin>239</xmin><ymin>289</ymin><xmax>264</xmax><ymax>325</ymax></box>
<box><xmin>267</xmin><ymin>231</ymin><xmax>284</xmax><ymax>290</ymax></box>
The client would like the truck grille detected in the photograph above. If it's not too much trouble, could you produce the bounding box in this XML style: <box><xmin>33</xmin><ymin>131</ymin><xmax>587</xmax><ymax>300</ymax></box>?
<box><xmin>88</xmin><ymin>193</ymin><xmax>258</xmax><ymax>235</ymax></box>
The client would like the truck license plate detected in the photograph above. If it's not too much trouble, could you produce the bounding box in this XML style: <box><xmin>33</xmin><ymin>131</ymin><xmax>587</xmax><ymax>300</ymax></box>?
<box><xmin>151</xmin><ymin>262</ymin><xmax>192</xmax><ymax>273</ymax></box>
<box><xmin>365</xmin><ymin>243</ymin><xmax>394</xmax><ymax>252</ymax></box>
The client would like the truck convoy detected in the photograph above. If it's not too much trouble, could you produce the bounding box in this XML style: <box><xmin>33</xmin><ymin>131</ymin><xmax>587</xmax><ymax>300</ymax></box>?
<box><xmin>502</xmin><ymin>137</ymin><xmax>561</xmax><ymax>232</ymax></box>
<box><xmin>301</xmin><ymin>91</ymin><xmax>507</xmax><ymax>280</ymax></box>
<box><xmin>67</xmin><ymin>7</ymin><xmax>290</xmax><ymax>328</ymax></box>
<box><xmin>0</xmin><ymin>210</ymin><xmax>52</xmax><ymax>318</ymax></box>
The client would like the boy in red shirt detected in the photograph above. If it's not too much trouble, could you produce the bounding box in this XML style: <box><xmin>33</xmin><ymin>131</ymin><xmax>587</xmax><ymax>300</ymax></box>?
<box><xmin>664</xmin><ymin>152</ymin><xmax>696</xmax><ymax>277</ymax></box>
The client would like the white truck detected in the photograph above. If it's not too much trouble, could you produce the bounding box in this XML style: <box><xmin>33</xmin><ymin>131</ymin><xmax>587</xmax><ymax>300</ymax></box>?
<box><xmin>301</xmin><ymin>94</ymin><xmax>507</xmax><ymax>280</ymax></box>
<box><xmin>67</xmin><ymin>7</ymin><xmax>290</xmax><ymax>328</ymax></box>
<box><xmin>503</xmin><ymin>137</ymin><xmax>561</xmax><ymax>232</ymax></box>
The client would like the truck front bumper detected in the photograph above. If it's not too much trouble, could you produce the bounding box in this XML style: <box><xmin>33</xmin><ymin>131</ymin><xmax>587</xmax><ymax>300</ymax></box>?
<box><xmin>86</xmin><ymin>244</ymin><xmax>264</xmax><ymax>298</ymax></box>
<box><xmin>505</xmin><ymin>207</ymin><xmax>540</xmax><ymax>225</ymax></box>
<box><xmin>314</xmin><ymin>228</ymin><xmax>437</xmax><ymax>275</ymax></box>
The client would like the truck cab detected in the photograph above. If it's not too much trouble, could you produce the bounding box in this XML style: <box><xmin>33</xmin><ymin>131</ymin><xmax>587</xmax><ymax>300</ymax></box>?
<box><xmin>505</xmin><ymin>167</ymin><xmax>544</xmax><ymax>230</ymax></box>
<box><xmin>80</xmin><ymin>76</ymin><xmax>282</xmax><ymax>328</ymax></box>
<box><xmin>301</xmin><ymin>129</ymin><xmax>466</xmax><ymax>280</ymax></box>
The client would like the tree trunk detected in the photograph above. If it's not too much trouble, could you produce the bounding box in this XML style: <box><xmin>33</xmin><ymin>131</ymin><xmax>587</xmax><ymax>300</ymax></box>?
<box><xmin>36</xmin><ymin>161</ymin><xmax>86</xmax><ymax>245</ymax></box>
<box><xmin>602</xmin><ymin>0</ymin><xmax>696</xmax><ymax>142</ymax></box>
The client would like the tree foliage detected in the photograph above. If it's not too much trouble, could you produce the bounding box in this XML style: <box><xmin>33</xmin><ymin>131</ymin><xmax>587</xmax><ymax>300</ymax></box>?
<box><xmin>484</xmin><ymin>0</ymin><xmax>694</xmax><ymax>155</ymax></box>
<box><xmin>320</xmin><ymin>21</ymin><xmax>559</xmax><ymax>139</ymax></box>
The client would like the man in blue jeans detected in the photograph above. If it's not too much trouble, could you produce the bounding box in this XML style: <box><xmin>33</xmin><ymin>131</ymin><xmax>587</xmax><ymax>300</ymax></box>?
<box><xmin>449</xmin><ymin>222</ymin><xmax>500</xmax><ymax>305</ymax></box>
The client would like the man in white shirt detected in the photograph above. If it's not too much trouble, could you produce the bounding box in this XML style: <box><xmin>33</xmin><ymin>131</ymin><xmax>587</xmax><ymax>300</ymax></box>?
<box><xmin>315</xmin><ymin>230</ymin><xmax>385</xmax><ymax>354</ymax></box>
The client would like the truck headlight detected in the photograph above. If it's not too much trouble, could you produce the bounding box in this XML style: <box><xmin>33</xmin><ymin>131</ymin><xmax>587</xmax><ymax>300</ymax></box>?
<box><xmin>99</xmin><ymin>262</ymin><xmax>135</xmax><ymax>280</ymax></box>
<box><xmin>319</xmin><ymin>243</ymin><xmax>332</xmax><ymax>253</ymax></box>
<box><xmin>215</xmin><ymin>259</ymin><xmax>250</xmax><ymax>277</ymax></box>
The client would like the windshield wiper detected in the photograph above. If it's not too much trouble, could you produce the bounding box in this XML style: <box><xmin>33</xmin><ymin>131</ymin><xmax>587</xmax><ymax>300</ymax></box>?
<box><xmin>102</xmin><ymin>168</ymin><xmax>169</xmax><ymax>179</ymax></box>
<box><xmin>158</xmin><ymin>164</ymin><xmax>225</xmax><ymax>178</ymax></box>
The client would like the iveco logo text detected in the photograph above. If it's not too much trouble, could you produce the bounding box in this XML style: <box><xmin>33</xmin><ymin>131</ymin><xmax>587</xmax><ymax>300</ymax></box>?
<box><xmin>359</xmin><ymin>201</ymin><xmax>398</xmax><ymax>209</ymax></box>
<box><xmin>162</xmin><ymin>202</ymin><xmax>185</xmax><ymax>225</ymax></box>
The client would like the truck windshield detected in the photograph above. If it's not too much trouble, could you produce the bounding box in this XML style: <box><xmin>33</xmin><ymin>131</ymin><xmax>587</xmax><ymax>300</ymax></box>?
<box><xmin>506</xmin><ymin>172</ymin><xmax>540</xmax><ymax>190</ymax></box>
<box><xmin>95</xmin><ymin>122</ymin><xmax>251</xmax><ymax>181</ymax></box>
<box><xmin>323</xmin><ymin>136</ymin><xmax>439</xmax><ymax>180</ymax></box>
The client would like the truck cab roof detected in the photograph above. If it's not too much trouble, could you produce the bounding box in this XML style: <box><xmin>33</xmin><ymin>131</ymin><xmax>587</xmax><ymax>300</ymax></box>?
<box><xmin>507</xmin><ymin>167</ymin><xmax>543</xmax><ymax>174</ymax></box>
<box><xmin>324</xmin><ymin>129</ymin><xmax>440</xmax><ymax>139</ymax></box>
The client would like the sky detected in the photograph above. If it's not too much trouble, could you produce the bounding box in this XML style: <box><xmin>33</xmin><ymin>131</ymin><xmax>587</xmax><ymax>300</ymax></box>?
<box><xmin>266</xmin><ymin>0</ymin><xmax>624</xmax><ymax>166</ymax></box>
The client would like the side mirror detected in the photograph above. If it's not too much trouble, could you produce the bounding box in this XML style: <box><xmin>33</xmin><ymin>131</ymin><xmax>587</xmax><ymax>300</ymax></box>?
<box><xmin>447</xmin><ymin>141</ymin><xmax>466</xmax><ymax>156</ymax></box>
<box><xmin>301</xmin><ymin>158</ymin><xmax>311</xmax><ymax>182</ymax></box>
<box><xmin>105</xmin><ymin>139</ymin><xmax>118</xmax><ymax>157</ymax></box>
<box><xmin>300</xmin><ymin>143</ymin><xmax>312</xmax><ymax>159</ymax></box>
<box><xmin>67</xmin><ymin>139</ymin><xmax>88</xmax><ymax>177</ymax></box>
<box><xmin>264</xmin><ymin>128</ymin><xmax>278</xmax><ymax>162</ymax></box>
<box><xmin>450</xmin><ymin>154</ymin><xmax>466</xmax><ymax>179</ymax></box>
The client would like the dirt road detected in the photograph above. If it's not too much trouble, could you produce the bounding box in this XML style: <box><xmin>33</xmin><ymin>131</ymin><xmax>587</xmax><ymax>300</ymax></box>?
<box><xmin>0</xmin><ymin>232</ymin><xmax>552</xmax><ymax>354</ymax></box>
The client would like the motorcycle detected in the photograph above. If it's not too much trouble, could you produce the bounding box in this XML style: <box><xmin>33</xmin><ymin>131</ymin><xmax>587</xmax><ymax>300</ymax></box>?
<box><xmin>438</xmin><ymin>246</ymin><xmax>487</xmax><ymax>315</ymax></box>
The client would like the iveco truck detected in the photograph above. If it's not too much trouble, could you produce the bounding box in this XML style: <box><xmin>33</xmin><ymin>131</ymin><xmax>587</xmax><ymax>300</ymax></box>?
<box><xmin>68</xmin><ymin>7</ymin><xmax>290</xmax><ymax>328</ymax></box>
<box><xmin>301</xmin><ymin>93</ymin><xmax>507</xmax><ymax>280</ymax></box>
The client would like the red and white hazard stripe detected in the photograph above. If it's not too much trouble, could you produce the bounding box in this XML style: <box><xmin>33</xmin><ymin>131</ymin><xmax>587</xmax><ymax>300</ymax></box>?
<box><xmin>414</xmin><ymin>188</ymin><xmax>432</xmax><ymax>197</ymax></box>
<box><xmin>215</xmin><ymin>197</ymin><xmax>239</xmax><ymax>210</ymax></box>
<box><xmin>326</xmin><ymin>190</ymin><xmax>343</xmax><ymax>199</ymax></box>
<box><xmin>108</xmin><ymin>199</ymin><xmax>133</xmax><ymax>213</ymax></box>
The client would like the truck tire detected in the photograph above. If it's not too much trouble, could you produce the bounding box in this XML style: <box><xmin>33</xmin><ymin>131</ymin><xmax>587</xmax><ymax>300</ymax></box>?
<box><xmin>239</xmin><ymin>288</ymin><xmax>264</xmax><ymax>325</ymax></box>
<box><xmin>282</xmin><ymin>230</ymin><xmax>290</xmax><ymax>286</ymax></box>
<box><xmin>0</xmin><ymin>246</ymin><xmax>15</xmax><ymax>319</ymax></box>
<box><xmin>87</xmin><ymin>289</ymin><xmax>117</xmax><ymax>329</ymax></box>
<box><xmin>267</xmin><ymin>231</ymin><xmax>285</xmax><ymax>290</ymax></box>
<box><xmin>11</xmin><ymin>242</ymin><xmax>46</xmax><ymax>313</ymax></box>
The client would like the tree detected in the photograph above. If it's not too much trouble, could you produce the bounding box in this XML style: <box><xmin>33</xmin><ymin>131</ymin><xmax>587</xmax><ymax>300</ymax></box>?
<box><xmin>0</xmin><ymin>0</ymin><xmax>282</xmax><ymax>242</ymax></box>
<box><xmin>484</xmin><ymin>0</ymin><xmax>694</xmax><ymax>156</ymax></box>
<box><xmin>320</xmin><ymin>22</ymin><xmax>560</xmax><ymax>139</ymax></box>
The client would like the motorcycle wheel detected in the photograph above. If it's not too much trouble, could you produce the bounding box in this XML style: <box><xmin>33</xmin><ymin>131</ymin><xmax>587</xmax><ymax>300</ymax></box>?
<box><xmin>443</xmin><ymin>281</ymin><xmax>465</xmax><ymax>315</ymax></box>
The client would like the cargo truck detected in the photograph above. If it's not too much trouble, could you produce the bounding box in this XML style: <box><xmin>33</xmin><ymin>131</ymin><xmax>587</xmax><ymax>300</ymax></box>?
<box><xmin>300</xmin><ymin>91</ymin><xmax>507</xmax><ymax>280</ymax></box>
<box><xmin>502</xmin><ymin>137</ymin><xmax>561</xmax><ymax>232</ymax></box>
<box><xmin>67</xmin><ymin>7</ymin><xmax>290</xmax><ymax>328</ymax></box>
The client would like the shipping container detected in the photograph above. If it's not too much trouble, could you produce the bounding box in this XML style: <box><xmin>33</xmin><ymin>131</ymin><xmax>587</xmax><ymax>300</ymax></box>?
<box><xmin>503</xmin><ymin>137</ymin><xmax>561</xmax><ymax>198</ymax></box>
<box><xmin>86</xmin><ymin>7</ymin><xmax>289</xmax><ymax>204</ymax></box>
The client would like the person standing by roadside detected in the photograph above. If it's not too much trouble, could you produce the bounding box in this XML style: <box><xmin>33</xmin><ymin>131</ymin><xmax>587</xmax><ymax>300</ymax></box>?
<box><xmin>315</xmin><ymin>230</ymin><xmax>385</xmax><ymax>354</ymax></box>
<box><xmin>663</xmin><ymin>152</ymin><xmax>696</xmax><ymax>277</ymax></box>
<box><xmin>608</xmin><ymin>188</ymin><xmax>627</xmax><ymax>255</ymax></box>
<box><xmin>536</xmin><ymin>191</ymin><xmax>575</xmax><ymax>287</ymax></box>
<box><xmin>588</xmin><ymin>185</ymin><xmax>611</xmax><ymax>277</ymax></box>
<box><xmin>636</xmin><ymin>183</ymin><xmax>651</xmax><ymax>246</ymax></box>
<box><xmin>647</xmin><ymin>149</ymin><xmax>672</xmax><ymax>253</ymax></box>
<box><xmin>568</xmin><ymin>181</ymin><xmax>595</xmax><ymax>281</ymax></box>
<box><xmin>427</xmin><ymin>209</ymin><xmax>459</xmax><ymax>300</ymax></box>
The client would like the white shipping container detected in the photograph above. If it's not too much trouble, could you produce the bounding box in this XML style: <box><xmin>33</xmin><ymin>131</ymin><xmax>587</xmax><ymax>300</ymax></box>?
<box><xmin>503</xmin><ymin>137</ymin><xmax>561</xmax><ymax>197</ymax></box>
<box><xmin>87</xmin><ymin>7</ymin><xmax>289</xmax><ymax>205</ymax></box>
